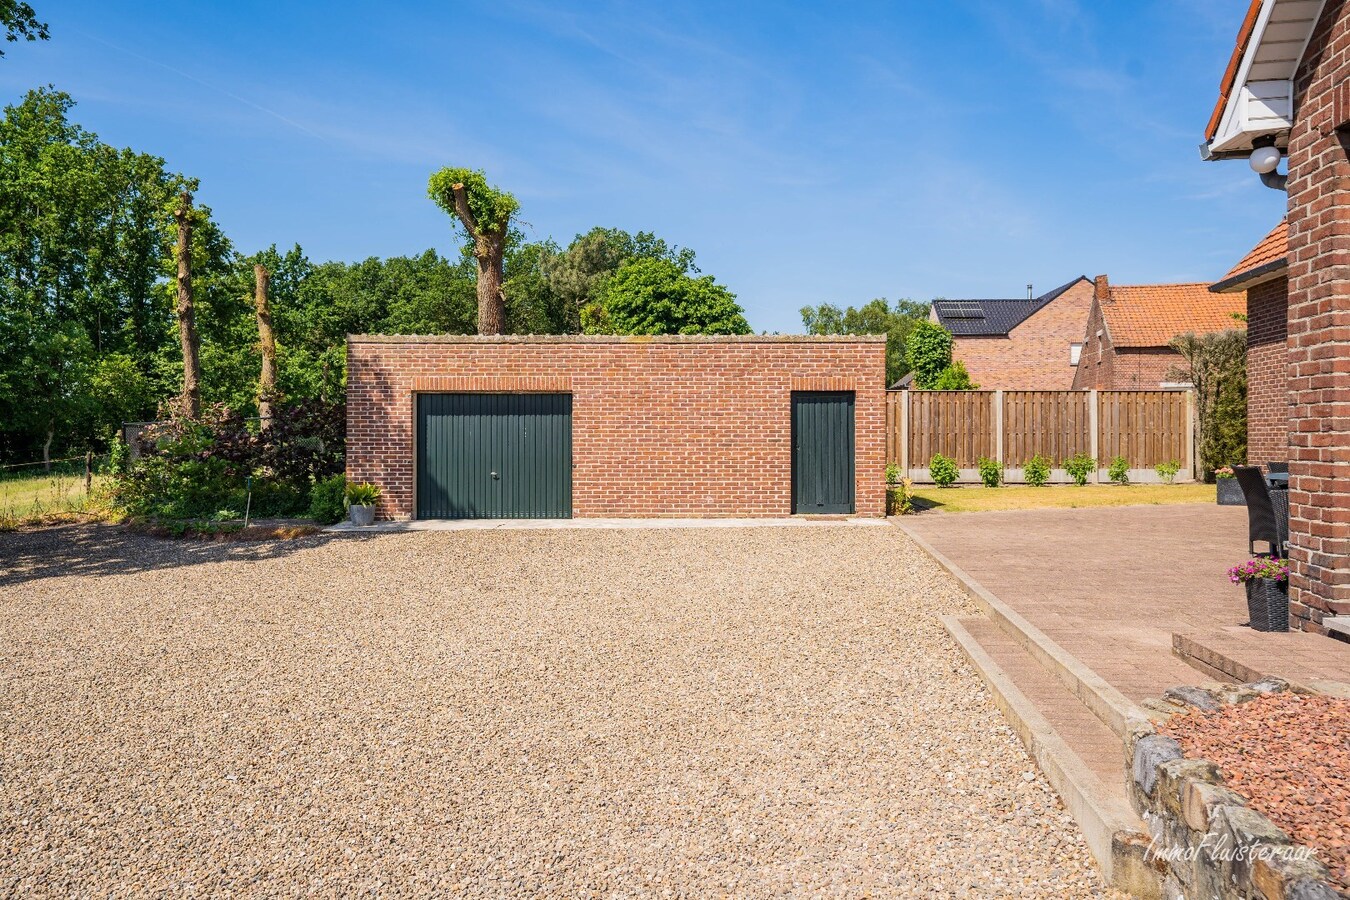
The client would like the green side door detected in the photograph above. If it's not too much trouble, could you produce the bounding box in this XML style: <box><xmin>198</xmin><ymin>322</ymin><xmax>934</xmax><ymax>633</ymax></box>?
<box><xmin>791</xmin><ymin>391</ymin><xmax>855</xmax><ymax>514</ymax></box>
<box><xmin>417</xmin><ymin>393</ymin><xmax>572</xmax><ymax>519</ymax></box>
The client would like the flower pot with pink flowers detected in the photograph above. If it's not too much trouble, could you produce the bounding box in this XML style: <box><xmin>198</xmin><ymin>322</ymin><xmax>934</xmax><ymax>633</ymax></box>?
<box><xmin>1215</xmin><ymin>466</ymin><xmax>1244</xmax><ymax>505</ymax></box>
<box><xmin>1228</xmin><ymin>557</ymin><xmax>1289</xmax><ymax>632</ymax></box>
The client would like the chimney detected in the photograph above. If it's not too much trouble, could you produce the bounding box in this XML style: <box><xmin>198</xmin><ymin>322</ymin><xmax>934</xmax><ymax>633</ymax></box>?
<box><xmin>1026</xmin><ymin>283</ymin><xmax>1033</xmax><ymax>300</ymax></box>
<box><xmin>1094</xmin><ymin>274</ymin><xmax>1110</xmax><ymax>303</ymax></box>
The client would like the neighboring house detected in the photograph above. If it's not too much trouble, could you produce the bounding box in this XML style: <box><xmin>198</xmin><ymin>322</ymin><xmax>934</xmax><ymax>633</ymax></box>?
<box><xmin>1209</xmin><ymin>220</ymin><xmax>1287</xmax><ymax>469</ymax></box>
<box><xmin>931</xmin><ymin>277</ymin><xmax>1094</xmax><ymax>389</ymax></box>
<box><xmin>1199</xmin><ymin>0</ymin><xmax>1350</xmax><ymax>635</ymax></box>
<box><xmin>1072</xmin><ymin>276</ymin><xmax>1247</xmax><ymax>390</ymax></box>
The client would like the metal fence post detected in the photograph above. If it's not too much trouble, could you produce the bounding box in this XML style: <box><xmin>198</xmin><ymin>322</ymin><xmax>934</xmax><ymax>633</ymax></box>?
<box><xmin>1089</xmin><ymin>390</ymin><xmax>1100</xmax><ymax>484</ymax></box>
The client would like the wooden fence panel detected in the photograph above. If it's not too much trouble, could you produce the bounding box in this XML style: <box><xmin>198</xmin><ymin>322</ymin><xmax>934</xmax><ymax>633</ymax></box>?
<box><xmin>1002</xmin><ymin>391</ymin><xmax>1091</xmax><ymax>466</ymax></box>
<box><xmin>906</xmin><ymin>391</ymin><xmax>994</xmax><ymax>467</ymax></box>
<box><xmin>1097</xmin><ymin>391</ymin><xmax>1187</xmax><ymax>466</ymax></box>
<box><xmin>885</xmin><ymin>391</ymin><xmax>903</xmax><ymax>467</ymax></box>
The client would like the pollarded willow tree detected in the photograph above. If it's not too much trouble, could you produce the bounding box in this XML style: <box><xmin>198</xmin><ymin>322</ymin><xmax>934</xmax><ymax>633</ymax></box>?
<box><xmin>427</xmin><ymin>168</ymin><xmax>519</xmax><ymax>335</ymax></box>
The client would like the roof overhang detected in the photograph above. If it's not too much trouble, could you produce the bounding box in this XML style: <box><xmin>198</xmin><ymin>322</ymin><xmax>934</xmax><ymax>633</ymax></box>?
<box><xmin>1201</xmin><ymin>0</ymin><xmax>1325</xmax><ymax>161</ymax></box>
<box><xmin>1209</xmin><ymin>258</ymin><xmax>1288</xmax><ymax>293</ymax></box>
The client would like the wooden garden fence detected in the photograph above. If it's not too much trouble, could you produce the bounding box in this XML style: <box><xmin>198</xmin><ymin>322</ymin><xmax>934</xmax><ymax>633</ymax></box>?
<box><xmin>885</xmin><ymin>389</ymin><xmax>1194</xmax><ymax>484</ymax></box>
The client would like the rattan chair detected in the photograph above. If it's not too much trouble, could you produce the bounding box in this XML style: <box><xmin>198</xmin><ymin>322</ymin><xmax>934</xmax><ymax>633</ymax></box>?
<box><xmin>1233</xmin><ymin>465</ymin><xmax>1288</xmax><ymax>557</ymax></box>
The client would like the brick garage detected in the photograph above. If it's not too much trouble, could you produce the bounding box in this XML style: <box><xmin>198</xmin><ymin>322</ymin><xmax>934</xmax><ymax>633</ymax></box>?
<box><xmin>346</xmin><ymin>335</ymin><xmax>886</xmax><ymax>520</ymax></box>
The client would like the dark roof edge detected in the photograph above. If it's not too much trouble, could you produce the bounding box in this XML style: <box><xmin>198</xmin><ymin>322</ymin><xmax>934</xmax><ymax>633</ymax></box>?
<box><xmin>1034</xmin><ymin>275</ymin><xmax>1091</xmax><ymax>306</ymax></box>
<box><xmin>1209</xmin><ymin>258</ymin><xmax>1288</xmax><ymax>294</ymax></box>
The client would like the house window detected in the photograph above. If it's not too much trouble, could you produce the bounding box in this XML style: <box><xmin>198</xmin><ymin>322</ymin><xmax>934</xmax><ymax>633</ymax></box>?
<box><xmin>1070</xmin><ymin>342</ymin><xmax>1083</xmax><ymax>366</ymax></box>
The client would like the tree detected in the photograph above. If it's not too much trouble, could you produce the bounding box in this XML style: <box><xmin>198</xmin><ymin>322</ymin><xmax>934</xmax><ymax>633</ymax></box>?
<box><xmin>254</xmin><ymin>264</ymin><xmax>278</xmax><ymax>424</ymax></box>
<box><xmin>1168</xmin><ymin>329</ymin><xmax>1247</xmax><ymax>472</ymax></box>
<box><xmin>583</xmin><ymin>258</ymin><xmax>751</xmax><ymax>335</ymax></box>
<box><xmin>173</xmin><ymin>191</ymin><xmax>202</xmax><ymax>417</ymax></box>
<box><xmin>1</xmin><ymin>2</ymin><xmax>47</xmax><ymax>55</ymax></box>
<box><xmin>800</xmin><ymin>298</ymin><xmax>930</xmax><ymax>385</ymax></box>
<box><xmin>541</xmin><ymin>227</ymin><xmax>699</xmax><ymax>332</ymax></box>
<box><xmin>931</xmin><ymin>360</ymin><xmax>978</xmax><ymax>390</ymax></box>
<box><xmin>427</xmin><ymin>168</ymin><xmax>519</xmax><ymax>335</ymax></box>
<box><xmin>904</xmin><ymin>319</ymin><xmax>956</xmax><ymax>389</ymax></box>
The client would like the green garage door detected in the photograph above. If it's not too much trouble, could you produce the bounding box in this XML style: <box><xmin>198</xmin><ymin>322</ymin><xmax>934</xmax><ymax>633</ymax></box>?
<box><xmin>791</xmin><ymin>391</ymin><xmax>855</xmax><ymax>514</ymax></box>
<box><xmin>417</xmin><ymin>393</ymin><xmax>572</xmax><ymax>519</ymax></box>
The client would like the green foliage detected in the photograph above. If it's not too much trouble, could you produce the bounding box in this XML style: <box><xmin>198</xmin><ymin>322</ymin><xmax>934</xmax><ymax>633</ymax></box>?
<box><xmin>1107</xmin><ymin>455</ymin><xmax>1130</xmax><ymax>485</ymax></box>
<box><xmin>929</xmin><ymin>453</ymin><xmax>958</xmax><ymax>487</ymax></box>
<box><xmin>1</xmin><ymin>2</ymin><xmax>47</xmax><ymax>54</ymax></box>
<box><xmin>426</xmin><ymin>168</ymin><xmax>520</xmax><ymax>240</ymax></box>
<box><xmin>905</xmin><ymin>320</ymin><xmax>955</xmax><ymax>389</ymax></box>
<box><xmin>345</xmin><ymin>481</ymin><xmax>380</xmax><ymax>506</ymax></box>
<box><xmin>1169</xmin><ymin>330</ymin><xmax>1246</xmax><ymax>472</ymax></box>
<box><xmin>1156</xmin><ymin>460</ymin><xmax>1181</xmax><ymax>484</ymax></box>
<box><xmin>1064</xmin><ymin>452</ymin><xmax>1096</xmax><ymax>487</ymax></box>
<box><xmin>800</xmin><ymin>298</ymin><xmax>931</xmax><ymax>386</ymax></box>
<box><xmin>584</xmin><ymin>258</ymin><xmax>751</xmax><ymax>335</ymax></box>
<box><xmin>1023</xmin><ymin>454</ymin><xmax>1051</xmax><ymax>487</ymax></box>
<box><xmin>541</xmin><ymin>227</ymin><xmax>698</xmax><ymax>333</ymax></box>
<box><xmin>887</xmin><ymin>478</ymin><xmax>915</xmax><ymax>516</ymax></box>
<box><xmin>977</xmin><ymin>456</ymin><xmax>1003</xmax><ymax>488</ymax></box>
<box><xmin>308</xmin><ymin>474</ymin><xmax>347</xmax><ymax>525</ymax></box>
<box><xmin>884</xmin><ymin>462</ymin><xmax>901</xmax><ymax>484</ymax></box>
<box><xmin>931</xmin><ymin>361</ymin><xmax>979</xmax><ymax>390</ymax></box>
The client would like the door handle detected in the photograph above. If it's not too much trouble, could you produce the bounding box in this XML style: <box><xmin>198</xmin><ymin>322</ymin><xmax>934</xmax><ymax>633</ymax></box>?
<box><xmin>491</xmin><ymin>471</ymin><xmax>499</xmax><ymax>480</ymax></box>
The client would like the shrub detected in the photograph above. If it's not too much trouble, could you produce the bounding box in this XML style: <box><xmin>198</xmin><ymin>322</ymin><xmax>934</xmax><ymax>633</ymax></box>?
<box><xmin>308</xmin><ymin>474</ymin><xmax>347</xmax><ymax>525</ymax></box>
<box><xmin>1156</xmin><ymin>460</ymin><xmax>1181</xmax><ymax>484</ymax></box>
<box><xmin>905</xmin><ymin>320</ymin><xmax>954</xmax><ymax>389</ymax></box>
<box><xmin>977</xmin><ymin>456</ymin><xmax>1003</xmax><ymax>487</ymax></box>
<box><xmin>930</xmin><ymin>361</ymin><xmax>979</xmax><ymax>390</ymax></box>
<box><xmin>886</xmin><ymin>477</ymin><xmax>915</xmax><ymax>516</ymax></box>
<box><xmin>1023</xmin><ymin>454</ymin><xmax>1051</xmax><ymax>487</ymax></box>
<box><xmin>346</xmin><ymin>481</ymin><xmax>381</xmax><ymax>506</ymax></box>
<box><xmin>1108</xmin><ymin>455</ymin><xmax>1130</xmax><ymax>485</ymax></box>
<box><xmin>929</xmin><ymin>453</ymin><xmax>958</xmax><ymax>487</ymax></box>
<box><xmin>884</xmin><ymin>462</ymin><xmax>901</xmax><ymax>484</ymax></box>
<box><xmin>1064</xmin><ymin>452</ymin><xmax>1096</xmax><ymax>487</ymax></box>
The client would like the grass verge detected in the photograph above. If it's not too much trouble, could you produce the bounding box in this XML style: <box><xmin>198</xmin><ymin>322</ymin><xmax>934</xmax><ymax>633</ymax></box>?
<box><xmin>911</xmin><ymin>482</ymin><xmax>1216</xmax><ymax>513</ymax></box>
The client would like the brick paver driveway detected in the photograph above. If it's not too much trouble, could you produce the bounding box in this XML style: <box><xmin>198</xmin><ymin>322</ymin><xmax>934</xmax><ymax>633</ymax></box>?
<box><xmin>899</xmin><ymin>503</ymin><xmax>1251</xmax><ymax>702</ymax></box>
<box><xmin>1</xmin><ymin>524</ymin><xmax>1117</xmax><ymax>897</ymax></box>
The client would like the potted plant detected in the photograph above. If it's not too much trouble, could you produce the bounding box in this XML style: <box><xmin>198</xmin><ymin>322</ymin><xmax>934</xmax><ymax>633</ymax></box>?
<box><xmin>1227</xmin><ymin>557</ymin><xmax>1289</xmax><ymax>632</ymax></box>
<box><xmin>346</xmin><ymin>481</ymin><xmax>381</xmax><ymax>526</ymax></box>
<box><xmin>1215</xmin><ymin>466</ymin><xmax>1243</xmax><ymax>505</ymax></box>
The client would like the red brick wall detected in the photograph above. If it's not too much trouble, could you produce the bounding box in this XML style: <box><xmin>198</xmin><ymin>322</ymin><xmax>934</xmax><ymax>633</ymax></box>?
<box><xmin>1072</xmin><ymin>295</ymin><xmax>1113</xmax><ymax>390</ymax></box>
<box><xmin>1288</xmin><ymin>0</ymin><xmax>1350</xmax><ymax>631</ymax></box>
<box><xmin>346</xmin><ymin>335</ymin><xmax>887</xmax><ymax>520</ymax></box>
<box><xmin>1245</xmin><ymin>277</ymin><xmax>1290</xmax><ymax>470</ymax></box>
<box><xmin>951</xmin><ymin>280</ymin><xmax>1094</xmax><ymax>389</ymax></box>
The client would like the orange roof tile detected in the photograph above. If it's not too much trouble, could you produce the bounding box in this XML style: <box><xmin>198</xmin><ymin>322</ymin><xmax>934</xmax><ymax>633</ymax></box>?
<box><xmin>1221</xmin><ymin>219</ymin><xmax>1287</xmax><ymax>281</ymax></box>
<box><xmin>1102</xmin><ymin>283</ymin><xmax>1247</xmax><ymax>348</ymax></box>
<box><xmin>1206</xmin><ymin>0</ymin><xmax>1264</xmax><ymax>141</ymax></box>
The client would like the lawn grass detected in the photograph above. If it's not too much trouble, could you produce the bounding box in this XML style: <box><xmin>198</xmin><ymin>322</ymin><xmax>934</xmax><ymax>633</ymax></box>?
<box><xmin>910</xmin><ymin>482</ymin><xmax>1215</xmax><ymax>514</ymax></box>
<box><xmin>0</xmin><ymin>471</ymin><xmax>110</xmax><ymax>528</ymax></box>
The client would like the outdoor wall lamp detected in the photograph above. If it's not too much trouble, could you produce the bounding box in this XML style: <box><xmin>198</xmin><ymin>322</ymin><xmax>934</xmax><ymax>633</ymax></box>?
<box><xmin>1249</xmin><ymin>138</ymin><xmax>1287</xmax><ymax>191</ymax></box>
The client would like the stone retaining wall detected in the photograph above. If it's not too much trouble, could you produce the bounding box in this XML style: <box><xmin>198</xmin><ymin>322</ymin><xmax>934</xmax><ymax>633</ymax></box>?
<box><xmin>1126</xmin><ymin>680</ymin><xmax>1341</xmax><ymax>900</ymax></box>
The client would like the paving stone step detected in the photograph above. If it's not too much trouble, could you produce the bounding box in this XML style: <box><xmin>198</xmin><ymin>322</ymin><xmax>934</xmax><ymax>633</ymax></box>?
<box><xmin>944</xmin><ymin>615</ymin><xmax>1160</xmax><ymax>898</ymax></box>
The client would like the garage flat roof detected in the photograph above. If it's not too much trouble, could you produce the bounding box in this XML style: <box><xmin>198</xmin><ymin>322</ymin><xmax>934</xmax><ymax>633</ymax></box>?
<box><xmin>348</xmin><ymin>334</ymin><xmax>887</xmax><ymax>344</ymax></box>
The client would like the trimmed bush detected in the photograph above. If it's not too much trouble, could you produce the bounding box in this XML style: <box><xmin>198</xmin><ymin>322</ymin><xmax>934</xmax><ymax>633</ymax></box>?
<box><xmin>1156</xmin><ymin>460</ymin><xmax>1181</xmax><ymax>484</ymax></box>
<box><xmin>1108</xmin><ymin>455</ymin><xmax>1130</xmax><ymax>485</ymax></box>
<box><xmin>884</xmin><ymin>462</ymin><xmax>901</xmax><ymax>484</ymax></box>
<box><xmin>308</xmin><ymin>474</ymin><xmax>347</xmax><ymax>525</ymax></box>
<box><xmin>1064</xmin><ymin>452</ymin><xmax>1096</xmax><ymax>487</ymax></box>
<box><xmin>977</xmin><ymin>456</ymin><xmax>1003</xmax><ymax>487</ymax></box>
<box><xmin>929</xmin><ymin>453</ymin><xmax>958</xmax><ymax>487</ymax></box>
<box><xmin>1023</xmin><ymin>454</ymin><xmax>1051</xmax><ymax>487</ymax></box>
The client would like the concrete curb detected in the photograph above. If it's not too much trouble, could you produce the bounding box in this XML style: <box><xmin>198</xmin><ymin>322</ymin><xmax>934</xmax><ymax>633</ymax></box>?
<box><xmin>892</xmin><ymin>518</ymin><xmax>1148</xmax><ymax>737</ymax></box>
<box><xmin>943</xmin><ymin>615</ymin><xmax>1160</xmax><ymax>898</ymax></box>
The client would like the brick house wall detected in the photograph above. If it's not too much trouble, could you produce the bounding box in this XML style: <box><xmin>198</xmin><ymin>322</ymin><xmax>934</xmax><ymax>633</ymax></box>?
<box><xmin>1287</xmin><ymin>0</ymin><xmax>1350</xmax><ymax>631</ymax></box>
<box><xmin>950</xmin><ymin>279</ymin><xmax>1095</xmax><ymax>389</ymax></box>
<box><xmin>1245</xmin><ymin>276</ymin><xmax>1290</xmax><ymax>469</ymax></box>
<box><xmin>346</xmin><ymin>335</ymin><xmax>887</xmax><ymax>520</ymax></box>
<box><xmin>1073</xmin><ymin>284</ymin><xmax>1193</xmax><ymax>391</ymax></box>
<box><xmin>1072</xmin><ymin>291</ymin><xmax>1114</xmax><ymax>390</ymax></box>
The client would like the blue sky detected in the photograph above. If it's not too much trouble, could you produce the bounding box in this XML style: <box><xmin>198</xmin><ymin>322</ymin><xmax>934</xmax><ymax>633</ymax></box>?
<box><xmin>1</xmin><ymin>0</ymin><xmax>1288</xmax><ymax>333</ymax></box>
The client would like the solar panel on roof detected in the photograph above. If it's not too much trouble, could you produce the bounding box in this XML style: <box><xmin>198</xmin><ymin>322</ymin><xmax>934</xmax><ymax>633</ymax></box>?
<box><xmin>938</xmin><ymin>302</ymin><xmax>986</xmax><ymax>319</ymax></box>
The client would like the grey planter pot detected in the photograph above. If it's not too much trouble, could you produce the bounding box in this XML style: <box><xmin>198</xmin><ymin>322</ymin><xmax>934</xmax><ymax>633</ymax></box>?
<box><xmin>348</xmin><ymin>504</ymin><xmax>376</xmax><ymax>527</ymax></box>
<box><xmin>1245</xmin><ymin>578</ymin><xmax>1289</xmax><ymax>632</ymax></box>
<box><xmin>1217</xmin><ymin>478</ymin><xmax>1244</xmax><ymax>506</ymax></box>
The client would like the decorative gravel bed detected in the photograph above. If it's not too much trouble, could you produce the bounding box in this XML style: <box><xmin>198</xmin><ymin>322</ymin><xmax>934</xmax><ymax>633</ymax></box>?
<box><xmin>2</xmin><ymin>523</ymin><xmax>1119</xmax><ymax>897</ymax></box>
<box><xmin>1159</xmin><ymin>692</ymin><xmax>1350</xmax><ymax>892</ymax></box>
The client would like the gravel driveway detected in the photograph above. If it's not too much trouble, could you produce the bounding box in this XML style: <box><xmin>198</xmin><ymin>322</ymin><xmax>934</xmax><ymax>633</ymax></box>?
<box><xmin>2</xmin><ymin>524</ymin><xmax>1116</xmax><ymax>897</ymax></box>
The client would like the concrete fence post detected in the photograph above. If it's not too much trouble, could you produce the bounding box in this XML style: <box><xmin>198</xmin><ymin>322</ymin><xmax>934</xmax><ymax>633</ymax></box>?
<box><xmin>900</xmin><ymin>391</ymin><xmax>910</xmax><ymax>476</ymax></box>
<box><xmin>1089</xmin><ymin>390</ymin><xmax>1100</xmax><ymax>484</ymax></box>
<box><xmin>994</xmin><ymin>390</ymin><xmax>1005</xmax><ymax>470</ymax></box>
<box><xmin>1185</xmin><ymin>390</ymin><xmax>1197</xmax><ymax>480</ymax></box>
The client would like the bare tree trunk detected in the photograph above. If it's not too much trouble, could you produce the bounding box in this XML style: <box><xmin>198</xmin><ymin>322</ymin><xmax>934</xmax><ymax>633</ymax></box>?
<box><xmin>475</xmin><ymin>247</ymin><xmax>505</xmax><ymax>335</ymax></box>
<box><xmin>174</xmin><ymin>191</ymin><xmax>202</xmax><ymax>419</ymax></box>
<box><xmin>254</xmin><ymin>264</ymin><xmax>279</xmax><ymax>426</ymax></box>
